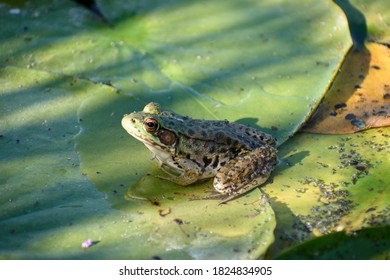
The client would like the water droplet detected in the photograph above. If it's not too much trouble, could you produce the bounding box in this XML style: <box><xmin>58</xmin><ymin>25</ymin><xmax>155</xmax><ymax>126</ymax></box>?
<box><xmin>9</xmin><ymin>8</ymin><xmax>21</xmax><ymax>15</ymax></box>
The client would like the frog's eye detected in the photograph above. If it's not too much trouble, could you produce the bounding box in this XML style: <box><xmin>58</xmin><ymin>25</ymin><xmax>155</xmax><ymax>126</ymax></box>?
<box><xmin>144</xmin><ymin>118</ymin><xmax>159</xmax><ymax>132</ymax></box>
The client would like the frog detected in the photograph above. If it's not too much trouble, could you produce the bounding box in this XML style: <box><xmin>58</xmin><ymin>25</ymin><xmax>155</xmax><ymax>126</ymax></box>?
<box><xmin>121</xmin><ymin>102</ymin><xmax>278</xmax><ymax>204</ymax></box>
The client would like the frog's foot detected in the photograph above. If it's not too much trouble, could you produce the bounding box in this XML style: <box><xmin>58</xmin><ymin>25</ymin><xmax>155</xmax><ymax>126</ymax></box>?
<box><xmin>188</xmin><ymin>191</ymin><xmax>231</xmax><ymax>204</ymax></box>
<box><xmin>153</xmin><ymin>173</ymin><xmax>199</xmax><ymax>186</ymax></box>
<box><xmin>156</xmin><ymin>162</ymin><xmax>202</xmax><ymax>186</ymax></box>
<box><xmin>213</xmin><ymin>145</ymin><xmax>277</xmax><ymax>203</ymax></box>
<box><xmin>188</xmin><ymin>190</ymin><xmax>256</xmax><ymax>205</ymax></box>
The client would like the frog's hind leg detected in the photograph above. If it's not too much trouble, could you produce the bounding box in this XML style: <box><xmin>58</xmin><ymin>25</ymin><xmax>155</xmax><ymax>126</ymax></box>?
<box><xmin>213</xmin><ymin>145</ymin><xmax>277</xmax><ymax>204</ymax></box>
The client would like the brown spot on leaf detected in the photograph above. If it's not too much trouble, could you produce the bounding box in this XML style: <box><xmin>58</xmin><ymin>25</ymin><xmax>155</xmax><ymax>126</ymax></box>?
<box><xmin>355</xmin><ymin>165</ymin><xmax>367</xmax><ymax>172</ymax></box>
<box><xmin>174</xmin><ymin>218</ymin><xmax>184</xmax><ymax>225</ymax></box>
<box><xmin>345</xmin><ymin>113</ymin><xmax>356</xmax><ymax>120</ymax></box>
<box><xmin>334</xmin><ymin>103</ymin><xmax>347</xmax><ymax>110</ymax></box>
<box><xmin>159</xmin><ymin>208</ymin><xmax>171</xmax><ymax>217</ymax></box>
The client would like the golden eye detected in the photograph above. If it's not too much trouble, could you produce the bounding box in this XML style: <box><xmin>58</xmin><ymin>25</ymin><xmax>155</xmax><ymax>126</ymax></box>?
<box><xmin>144</xmin><ymin>118</ymin><xmax>159</xmax><ymax>132</ymax></box>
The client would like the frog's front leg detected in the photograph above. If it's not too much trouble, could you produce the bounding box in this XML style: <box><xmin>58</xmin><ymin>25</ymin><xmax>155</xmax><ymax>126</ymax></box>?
<box><xmin>213</xmin><ymin>145</ymin><xmax>277</xmax><ymax>204</ymax></box>
<box><xmin>157</xmin><ymin>158</ymin><xmax>203</xmax><ymax>186</ymax></box>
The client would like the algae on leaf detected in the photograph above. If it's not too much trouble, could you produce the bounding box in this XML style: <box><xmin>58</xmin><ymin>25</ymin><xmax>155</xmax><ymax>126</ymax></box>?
<box><xmin>266</xmin><ymin>126</ymin><xmax>390</xmax><ymax>257</ymax></box>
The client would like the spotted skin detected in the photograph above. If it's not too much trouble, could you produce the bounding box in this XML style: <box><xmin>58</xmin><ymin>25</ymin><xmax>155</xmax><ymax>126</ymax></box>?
<box><xmin>121</xmin><ymin>102</ymin><xmax>277</xmax><ymax>204</ymax></box>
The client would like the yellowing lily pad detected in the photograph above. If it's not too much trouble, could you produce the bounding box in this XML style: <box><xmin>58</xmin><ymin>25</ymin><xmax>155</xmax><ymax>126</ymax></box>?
<box><xmin>303</xmin><ymin>1</ymin><xmax>390</xmax><ymax>134</ymax></box>
<box><xmin>302</xmin><ymin>42</ymin><xmax>390</xmax><ymax>134</ymax></box>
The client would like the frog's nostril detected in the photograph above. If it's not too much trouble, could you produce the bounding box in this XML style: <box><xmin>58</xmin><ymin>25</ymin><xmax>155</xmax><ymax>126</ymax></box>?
<box><xmin>131</xmin><ymin>118</ymin><xmax>136</xmax><ymax>123</ymax></box>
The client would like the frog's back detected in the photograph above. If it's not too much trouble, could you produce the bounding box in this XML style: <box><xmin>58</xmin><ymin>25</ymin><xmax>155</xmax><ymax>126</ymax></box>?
<box><xmin>158</xmin><ymin>112</ymin><xmax>276</xmax><ymax>149</ymax></box>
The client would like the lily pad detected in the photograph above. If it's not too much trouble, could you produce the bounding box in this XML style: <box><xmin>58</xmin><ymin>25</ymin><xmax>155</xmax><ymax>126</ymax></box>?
<box><xmin>349</xmin><ymin>0</ymin><xmax>390</xmax><ymax>43</ymax></box>
<box><xmin>0</xmin><ymin>0</ymin><xmax>352</xmax><ymax>142</ymax></box>
<box><xmin>302</xmin><ymin>42</ymin><xmax>390</xmax><ymax>134</ymax></box>
<box><xmin>277</xmin><ymin>226</ymin><xmax>390</xmax><ymax>260</ymax></box>
<box><xmin>0</xmin><ymin>0</ymin><xmax>370</xmax><ymax>260</ymax></box>
<box><xmin>75</xmin><ymin>90</ymin><xmax>276</xmax><ymax>259</ymax></box>
<box><xmin>303</xmin><ymin>0</ymin><xmax>390</xmax><ymax>134</ymax></box>
<box><xmin>0</xmin><ymin>66</ymin><xmax>119</xmax><ymax>259</ymax></box>
<box><xmin>0</xmin><ymin>66</ymin><xmax>276</xmax><ymax>259</ymax></box>
<box><xmin>265</xmin><ymin>126</ymin><xmax>390</xmax><ymax>257</ymax></box>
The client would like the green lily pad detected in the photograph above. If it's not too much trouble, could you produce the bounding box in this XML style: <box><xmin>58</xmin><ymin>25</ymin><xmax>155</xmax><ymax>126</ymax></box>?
<box><xmin>0</xmin><ymin>66</ymin><xmax>276</xmax><ymax>259</ymax></box>
<box><xmin>75</xmin><ymin>90</ymin><xmax>276</xmax><ymax>259</ymax></box>
<box><xmin>0</xmin><ymin>0</ymin><xmax>351</xmax><ymax>142</ymax></box>
<box><xmin>265</xmin><ymin>127</ymin><xmax>390</xmax><ymax>257</ymax></box>
<box><xmin>349</xmin><ymin>0</ymin><xmax>390</xmax><ymax>42</ymax></box>
<box><xmin>1</xmin><ymin>0</ymin><xmax>373</xmax><ymax>260</ymax></box>
<box><xmin>0</xmin><ymin>66</ymin><xmax>117</xmax><ymax>259</ymax></box>
<box><xmin>277</xmin><ymin>226</ymin><xmax>390</xmax><ymax>260</ymax></box>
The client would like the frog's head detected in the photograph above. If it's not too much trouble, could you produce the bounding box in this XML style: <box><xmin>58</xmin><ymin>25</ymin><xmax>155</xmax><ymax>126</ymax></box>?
<box><xmin>121</xmin><ymin>102</ymin><xmax>178</xmax><ymax>155</ymax></box>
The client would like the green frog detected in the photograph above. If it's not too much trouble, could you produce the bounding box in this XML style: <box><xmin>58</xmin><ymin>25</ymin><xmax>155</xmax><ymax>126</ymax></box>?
<box><xmin>121</xmin><ymin>102</ymin><xmax>277</xmax><ymax>204</ymax></box>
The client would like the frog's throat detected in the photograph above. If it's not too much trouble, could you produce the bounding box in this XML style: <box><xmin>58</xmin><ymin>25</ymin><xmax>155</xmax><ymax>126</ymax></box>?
<box><xmin>139</xmin><ymin>139</ymin><xmax>174</xmax><ymax>161</ymax></box>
